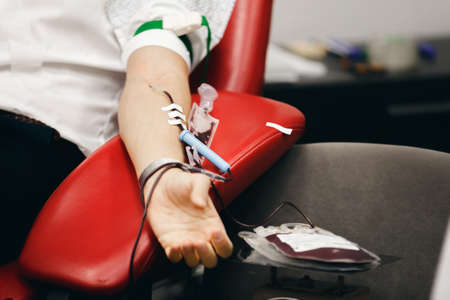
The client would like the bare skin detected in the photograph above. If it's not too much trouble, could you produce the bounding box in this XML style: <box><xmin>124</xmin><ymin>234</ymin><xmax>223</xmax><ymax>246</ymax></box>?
<box><xmin>118</xmin><ymin>45</ymin><xmax>233</xmax><ymax>268</ymax></box>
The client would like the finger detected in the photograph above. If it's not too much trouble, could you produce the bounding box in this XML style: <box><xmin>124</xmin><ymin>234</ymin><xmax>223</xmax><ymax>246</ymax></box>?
<box><xmin>195</xmin><ymin>242</ymin><xmax>218</xmax><ymax>268</ymax></box>
<box><xmin>182</xmin><ymin>244</ymin><xmax>200</xmax><ymax>267</ymax></box>
<box><xmin>190</xmin><ymin>175</ymin><xmax>210</xmax><ymax>208</ymax></box>
<box><xmin>211</xmin><ymin>230</ymin><xmax>233</xmax><ymax>258</ymax></box>
<box><xmin>165</xmin><ymin>246</ymin><xmax>183</xmax><ymax>263</ymax></box>
<box><xmin>191</xmin><ymin>193</ymin><xmax>207</xmax><ymax>208</ymax></box>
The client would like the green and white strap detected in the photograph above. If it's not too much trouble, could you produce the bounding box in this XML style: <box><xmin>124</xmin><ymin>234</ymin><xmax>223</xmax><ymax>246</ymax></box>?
<box><xmin>134</xmin><ymin>15</ymin><xmax>212</xmax><ymax>82</ymax></box>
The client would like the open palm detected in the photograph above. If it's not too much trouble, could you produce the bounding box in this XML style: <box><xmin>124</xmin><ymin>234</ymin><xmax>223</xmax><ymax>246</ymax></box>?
<box><xmin>147</xmin><ymin>169</ymin><xmax>233</xmax><ymax>268</ymax></box>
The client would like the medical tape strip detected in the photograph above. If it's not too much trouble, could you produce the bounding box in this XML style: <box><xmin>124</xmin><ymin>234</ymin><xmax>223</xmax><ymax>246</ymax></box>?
<box><xmin>161</xmin><ymin>103</ymin><xmax>183</xmax><ymax>113</ymax></box>
<box><xmin>168</xmin><ymin>110</ymin><xmax>186</xmax><ymax>121</ymax></box>
<box><xmin>158</xmin><ymin>92</ymin><xmax>187</xmax><ymax>129</ymax></box>
<box><xmin>165</xmin><ymin>109</ymin><xmax>186</xmax><ymax>127</ymax></box>
<box><xmin>266</xmin><ymin>122</ymin><xmax>293</xmax><ymax>135</ymax></box>
<box><xmin>168</xmin><ymin>119</ymin><xmax>187</xmax><ymax>130</ymax></box>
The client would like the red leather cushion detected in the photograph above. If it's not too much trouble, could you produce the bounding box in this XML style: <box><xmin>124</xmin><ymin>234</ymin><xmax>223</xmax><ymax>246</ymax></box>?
<box><xmin>0</xmin><ymin>262</ymin><xmax>35</xmax><ymax>300</ymax></box>
<box><xmin>19</xmin><ymin>91</ymin><xmax>304</xmax><ymax>293</ymax></box>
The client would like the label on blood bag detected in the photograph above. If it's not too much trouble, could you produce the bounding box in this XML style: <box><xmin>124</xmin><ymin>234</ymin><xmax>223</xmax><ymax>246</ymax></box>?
<box><xmin>277</xmin><ymin>232</ymin><xmax>359</xmax><ymax>253</ymax></box>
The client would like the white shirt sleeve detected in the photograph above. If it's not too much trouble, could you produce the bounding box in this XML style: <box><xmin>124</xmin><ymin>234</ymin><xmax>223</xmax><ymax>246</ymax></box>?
<box><xmin>105</xmin><ymin>0</ymin><xmax>236</xmax><ymax>72</ymax></box>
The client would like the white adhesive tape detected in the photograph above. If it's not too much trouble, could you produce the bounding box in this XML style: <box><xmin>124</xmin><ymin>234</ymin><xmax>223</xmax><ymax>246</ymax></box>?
<box><xmin>168</xmin><ymin>110</ymin><xmax>186</xmax><ymax>121</ymax></box>
<box><xmin>161</xmin><ymin>103</ymin><xmax>183</xmax><ymax>113</ymax></box>
<box><xmin>168</xmin><ymin>119</ymin><xmax>187</xmax><ymax>130</ymax></box>
<box><xmin>266</xmin><ymin>122</ymin><xmax>293</xmax><ymax>135</ymax></box>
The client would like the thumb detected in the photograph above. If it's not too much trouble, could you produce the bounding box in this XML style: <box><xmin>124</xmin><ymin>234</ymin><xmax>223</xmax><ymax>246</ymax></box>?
<box><xmin>190</xmin><ymin>175</ymin><xmax>211</xmax><ymax>208</ymax></box>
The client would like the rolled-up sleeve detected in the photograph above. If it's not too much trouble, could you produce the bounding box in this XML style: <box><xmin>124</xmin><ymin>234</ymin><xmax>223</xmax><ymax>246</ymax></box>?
<box><xmin>105</xmin><ymin>0</ymin><xmax>236</xmax><ymax>71</ymax></box>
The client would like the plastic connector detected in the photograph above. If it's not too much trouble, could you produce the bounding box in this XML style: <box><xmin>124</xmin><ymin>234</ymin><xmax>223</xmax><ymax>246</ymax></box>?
<box><xmin>198</xmin><ymin>83</ymin><xmax>218</xmax><ymax>113</ymax></box>
<box><xmin>179</xmin><ymin>130</ymin><xmax>230</xmax><ymax>173</ymax></box>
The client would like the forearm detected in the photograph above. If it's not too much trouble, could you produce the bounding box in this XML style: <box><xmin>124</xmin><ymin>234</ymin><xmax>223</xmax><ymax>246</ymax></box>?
<box><xmin>118</xmin><ymin>45</ymin><xmax>233</xmax><ymax>266</ymax></box>
<box><xmin>118</xmin><ymin>46</ymin><xmax>191</xmax><ymax>176</ymax></box>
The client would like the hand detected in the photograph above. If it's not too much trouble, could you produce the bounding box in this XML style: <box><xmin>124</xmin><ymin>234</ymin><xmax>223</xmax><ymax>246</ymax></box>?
<box><xmin>147</xmin><ymin>168</ymin><xmax>233</xmax><ymax>268</ymax></box>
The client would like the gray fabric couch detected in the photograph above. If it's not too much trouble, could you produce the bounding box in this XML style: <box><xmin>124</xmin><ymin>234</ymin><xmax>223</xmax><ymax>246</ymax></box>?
<box><xmin>225</xmin><ymin>142</ymin><xmax>450</xmax><ymax>300</ymax></box>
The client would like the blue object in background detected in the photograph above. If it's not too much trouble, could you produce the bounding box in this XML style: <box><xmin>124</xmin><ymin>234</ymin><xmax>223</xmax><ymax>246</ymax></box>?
<box><xmin>419</xmin><ymin>42</ymin><xmax>437</xmax><ymax>59</ymax></box>
<box><xmin>326</xmin><ymin>39</ymin><xmax>365</xmax><ymax>61</ymax></box>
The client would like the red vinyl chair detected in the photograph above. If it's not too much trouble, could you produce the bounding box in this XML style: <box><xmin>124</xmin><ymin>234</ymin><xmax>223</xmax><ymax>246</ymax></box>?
<box><xmin>189</xmin><ymin>0</ymin><xmax>273</xmax><ymax>94</ymax></box>
<box><xmin>0</xmin><ymin>262</ymin><xmax>34</xmax><ymax>300</ymax></box>
<box><xmin>2</xmin><ymin>0</ymin><xmax>305</xmax><ymax>298</ymax></box>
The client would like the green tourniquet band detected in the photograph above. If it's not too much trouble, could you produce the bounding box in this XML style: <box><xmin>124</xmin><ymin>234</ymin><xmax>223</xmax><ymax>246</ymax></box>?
<box><xmin>133</xmin><ymin>17</ymin><xmax>212</xmax><ymax>82</ymax></box>
<box><xmin>134</xmin><ymin>20</ymin><xmax>194</xmax><ymax>65</ymax></box>
<box><xmin>201</xmin><ymin>16</ymin><xmax>212</xmax><ymax>55</ymax></box>
<box><xmin>201</xmin><ymin>16</ymin><xmax>211</xmax><ymax>82</ymax></box>
<box><xmin>134</xmin><ymin>20</ymin><xmax>163</xmax><ymax>36</ymax></box>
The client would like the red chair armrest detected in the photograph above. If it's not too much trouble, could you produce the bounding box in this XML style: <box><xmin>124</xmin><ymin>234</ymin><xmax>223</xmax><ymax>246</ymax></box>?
<box><xmin>19</xmin><ymin>91</ymin><xmax>305</xmax><ymax>293</ymax></box>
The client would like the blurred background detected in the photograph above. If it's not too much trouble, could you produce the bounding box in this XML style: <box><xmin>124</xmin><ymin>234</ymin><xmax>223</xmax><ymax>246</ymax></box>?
<box><xmin>263</xmin><ymin>0</ymin><xmax>450</xmax><ymax>153</ymax></box>
<box><xmin>270</xmin><ymin>0</ymin><xmax>450</xmax><ymax>43</ymax></box>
